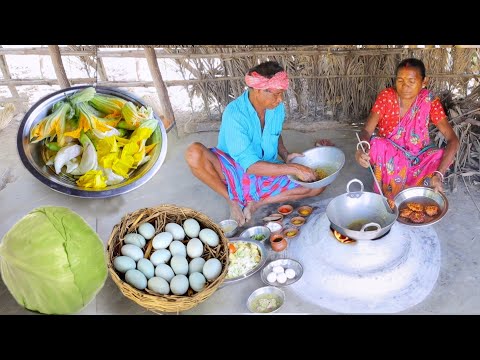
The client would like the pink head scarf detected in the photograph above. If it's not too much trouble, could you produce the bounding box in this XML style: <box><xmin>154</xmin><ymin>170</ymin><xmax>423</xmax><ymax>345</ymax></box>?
<box><xmin>244</xmin><ymin>70</ymin><xmax>289</xmax><ymax>90</ymax></box>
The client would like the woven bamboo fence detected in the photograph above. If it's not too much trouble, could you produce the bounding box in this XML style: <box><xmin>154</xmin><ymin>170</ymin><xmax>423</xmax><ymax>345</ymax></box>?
<box><xmin>0</xmin><ymin>45</ymin><xmax>479</xmax><ymax>186</ymax></box>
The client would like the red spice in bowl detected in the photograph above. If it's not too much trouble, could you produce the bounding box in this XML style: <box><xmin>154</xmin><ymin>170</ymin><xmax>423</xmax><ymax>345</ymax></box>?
<box><xmin>277</xmin><ymin>205</ymin><xmax>293</xmax><ymax>215</ymax></box>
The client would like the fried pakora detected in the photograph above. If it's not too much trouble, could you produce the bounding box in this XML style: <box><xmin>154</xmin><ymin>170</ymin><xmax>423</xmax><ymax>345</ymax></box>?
<box><xmin>400</xmin><ymin>208</ymin><xmax>413</xmax><ymax>218</ymax></box>
<box><xmin>409</xmin><ymin>211</ymin><xmax>425</xmax><ymax>223</ymax></box>
<box><xmin>407</xmin><ymin>202</ymin><xmax>424</xmax><ymax>212</ymax></box>
<box><xmin>425</xmin><ymin>205</ymin><xmax>439</xmax><ymax>216</ymax></box>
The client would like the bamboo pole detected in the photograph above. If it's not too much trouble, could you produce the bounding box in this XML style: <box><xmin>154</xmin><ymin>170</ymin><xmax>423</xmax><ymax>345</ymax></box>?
<box><xmin>0</xmin><ymin>78</ymin><xmax>94</xmax><ymax>86</ymax></box>
<box><xmin>0</xmin><ymin>46</ymin><xmax>476</xmax><ymax>59</ymax></box>
<box><xmin>48</xmin><ymin>45</ymin><xmax>70</xmax><ymax>89</ymax></box>
<box><xmin>144</xmin><ymin>46</ymin><xmax>176</xmax><ymax>132</ymax></box>
<box><xmin>0</xmin><ymin>96</ymin><xmax>27</xmax><ymax>103</ymax></box>
<box><xmin>0</xmin><ymin>47</ymin><xmax>94</xmax><ymax>56</ymax></box>
<box><xmin>1</xmin><ymin>71</ymin><xmax>477</xmax><ymax>88</ymax></box>
<box><xmin>96</xmin><ymin>57</ymin><xmax>108</xmax><ymax>82</ymax></box>
<box><xmin>0</xmin><ymin>45</ymin><xmax>19</xmax><ymax>97</ymax></box>
<box><xmin>96</xmin><ymin>48</ymin><xmax>416</xmax><ymax>59</ymax></box>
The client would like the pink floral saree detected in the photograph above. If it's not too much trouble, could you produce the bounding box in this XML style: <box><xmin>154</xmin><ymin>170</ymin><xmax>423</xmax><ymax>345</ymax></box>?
<box><xmin>368</xmin><ymin>89</ymin><xmax>444</xmax><ymax>200</ymax></box>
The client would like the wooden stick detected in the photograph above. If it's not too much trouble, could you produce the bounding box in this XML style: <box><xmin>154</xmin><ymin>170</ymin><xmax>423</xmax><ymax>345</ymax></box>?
<box><xmin>2</xmin><ymin>73</ymin><xmax>478</xmax><ymax>89</ymax></box>
<box><xmin>96</xmin><ymin>57</ymin><xmax>108</xmax><ymax>82</ymax></box>
<box><xmin>0</xmin><ymin>78</ymin><xmax>94</xmax><ymax>86</ymax></box>
<box><xmin>94</xmin><ymin>47</ymin><xmax>453</xmax><ymax>59</ymax></box>
<box><xmin>0</xmin><ymin>45</ymin><xmax>475</xmax><ymax>60</ymax></box>
<box><xmin>0</xmin><ymin>45</ymin><xmax>19</xmax><ymax>97</ymax></box>
<box><xmin>461</xmin><ymin>176</ymin><xmax>480</xmax><ymax>216</ymax></box>
<box><xmin>144</xmin><ymin>46</ymin><xmax>176</xmax><ymax>131</ymax></box>
<box><xmin>0</xmin><ymin>47</ymin><xmax>94</xmax><ymax>56</ymax></box>
<box><xmin>48</xmin><ymin>45</ymin><xmax>71</xmax><ymax>89</ymax></box>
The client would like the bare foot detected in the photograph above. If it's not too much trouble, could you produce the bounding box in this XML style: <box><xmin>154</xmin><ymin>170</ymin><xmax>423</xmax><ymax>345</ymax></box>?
<box><xmin>243</xmin><ymin>201</ymin><xmax>259</xmax><ymax>223</ymax></box>
<box><xmin>229</xmin><ymin>201</ymin><xmax>246</xmax><ymax>226</ymax></box>
<box><xmin>315</xmin><ymin>139</ymin><xmax>335</xmax><ymax>147</ymax></box>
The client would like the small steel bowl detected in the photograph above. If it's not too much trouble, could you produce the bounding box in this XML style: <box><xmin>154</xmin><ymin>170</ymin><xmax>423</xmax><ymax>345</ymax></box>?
<box><xmin>394</xmin><ymin>186</ymin><xmax>449</xmax><ymax>227</ymax></box>
<box><xmin>239</xmin><ymin>225</ymin><xmax>271</xmax><ymax>243</ymax></box>
<box><xmin>17</xmin><ymin>85</ymin><xmax>168</xmax><ymax>198</ymax></box>
<box><xmin>247</xmin><ymin>286</ymin><xmax>285</xmax><ymax>313</ymax></box>
<box><xmin>218</xmin><ymin>219</ymin><xmax>238</xmax><ymax>237</ymax></box>
<box><xmin>287</xmin><ymin>146</ymin><xmax>345</xmax><ymax>189</ymax></box>
<box><xmin>261</xmin><ymin>258</ymin><xmax>304</xmax><ymax>287</ymax></box>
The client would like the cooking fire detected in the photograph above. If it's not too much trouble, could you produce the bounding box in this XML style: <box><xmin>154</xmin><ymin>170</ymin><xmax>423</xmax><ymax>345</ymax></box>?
<box><xmin>330</xmin><ymin>226</ymin><xmax>391</xmax><ymax>244</ymax></box>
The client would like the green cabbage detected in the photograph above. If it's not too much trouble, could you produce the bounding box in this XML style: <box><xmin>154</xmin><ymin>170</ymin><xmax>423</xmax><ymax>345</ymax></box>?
<box><xmin>0</xmin><ymin>206</ymin><xmax>107</xmax><ymax>314</ymax></box>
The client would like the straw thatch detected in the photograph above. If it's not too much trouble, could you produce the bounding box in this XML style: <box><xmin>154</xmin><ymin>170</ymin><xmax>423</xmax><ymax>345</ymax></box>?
<box><xmin>0</xmin><ymin>103</ymin><xmax>15</xmax><ymax>132</ymax></box>
<box><xmin>128</xmin><ymin>46</ymin><xmax>477</xmax><ymax>133</ymax></box>
<box><xmin>434</xmin><ymin>85</ymin><xmax>480</xmax><ymax>190</ymax></box>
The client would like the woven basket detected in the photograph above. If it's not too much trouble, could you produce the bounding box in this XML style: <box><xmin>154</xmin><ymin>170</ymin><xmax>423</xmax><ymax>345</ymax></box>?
<box><xmin>106</xmin><ymin>204</ymin><xmax>229</xmax><ymax>313</ymax></box>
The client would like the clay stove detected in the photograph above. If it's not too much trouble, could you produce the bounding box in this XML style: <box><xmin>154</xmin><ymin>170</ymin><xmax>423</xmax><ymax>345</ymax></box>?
<box><xmin>284</xmin><ymin>202</ymin><xmax>441</xmax><ymax>314</ymax></box>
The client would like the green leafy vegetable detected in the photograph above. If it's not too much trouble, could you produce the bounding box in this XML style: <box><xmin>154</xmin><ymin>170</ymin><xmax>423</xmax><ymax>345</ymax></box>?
<box><xmin>0</xmin><ymin>206</ymin><xmax>107</xmax><ymax>314</ymax></box>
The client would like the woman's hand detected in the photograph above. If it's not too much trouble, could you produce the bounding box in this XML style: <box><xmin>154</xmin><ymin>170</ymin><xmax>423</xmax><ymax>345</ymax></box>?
<box><xmin>431</xmin><ymin>174</ymin><xmax>444</xmax><ymax>193</ymax></box>
<box><xmin>286</xmin><ymin>152</ymin><xmax>304</xmax><ymax>163</ymax></box>
<box><xmin>291</xmin><ymin>164</ymin><xmax>317</xmax><ymax>182</ymax></box>
<box><xmin>355</xmin><ymin>148</ymin><xmax>371</xmax><ymax>168</ymax></box>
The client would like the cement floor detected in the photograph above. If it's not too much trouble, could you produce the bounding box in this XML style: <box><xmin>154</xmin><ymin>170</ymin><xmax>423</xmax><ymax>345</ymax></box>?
<box><xmin>1</xmin><ymin>120</ymin><xmax>480</xmax><ymax>315</ymax></box>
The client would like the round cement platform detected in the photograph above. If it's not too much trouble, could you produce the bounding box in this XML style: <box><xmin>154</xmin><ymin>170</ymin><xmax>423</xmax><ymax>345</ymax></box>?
<box><xmin>285</xmin><ymin>199</ymin><xmax>441</xmax><ymax>314</ymax></box>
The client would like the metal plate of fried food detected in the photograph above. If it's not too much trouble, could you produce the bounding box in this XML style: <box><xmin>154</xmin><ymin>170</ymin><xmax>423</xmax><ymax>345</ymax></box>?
<box><xmin>394</xmin><ymin>187</ymin><xmax>449</xmax><ymax>227</ymax></box>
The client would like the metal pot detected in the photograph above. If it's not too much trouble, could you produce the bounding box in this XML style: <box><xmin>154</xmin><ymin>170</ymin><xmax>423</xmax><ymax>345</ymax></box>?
<box><xmin>326</xmin><ymin>179</ymin><xmax>399</xmax><ymax>240</ymax></box>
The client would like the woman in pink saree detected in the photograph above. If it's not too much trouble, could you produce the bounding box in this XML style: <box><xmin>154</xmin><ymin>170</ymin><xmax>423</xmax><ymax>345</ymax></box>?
<box><xmin>355</xmin><ymin>58</ymin><xmax>459</xmax><ymax>200</ymax></box>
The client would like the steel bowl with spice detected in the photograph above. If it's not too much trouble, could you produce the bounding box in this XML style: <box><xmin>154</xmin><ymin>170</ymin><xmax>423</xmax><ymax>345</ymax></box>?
<box><xmin>239</xmin><ymin>225</ymin><xmax>271</xmax><ymax>243</ymax></box>
<box><xmin>218</xmin><ymin>219</ymin><xmax>239</xmax><ymax>237</ymax></box>
<box><xmin>287</xmin><ymin>146</ymin><xmax>345</xmax><ymax>189</ymax></box>
<box><xmin>247</xmin><ymin>286</ymin><xmax>285</xmax><ymax>313</ymax></box>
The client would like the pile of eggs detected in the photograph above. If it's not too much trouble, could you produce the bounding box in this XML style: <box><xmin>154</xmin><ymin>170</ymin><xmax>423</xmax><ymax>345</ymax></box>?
<box><xmin>266</xmin><ymin>265</ymin><xmax>296</xmax><ymax>285</ymax></box>
<box><xmin>113</xmin><ymin>218</ymin><xmax>223</xmax><ymax>296</ymax></box>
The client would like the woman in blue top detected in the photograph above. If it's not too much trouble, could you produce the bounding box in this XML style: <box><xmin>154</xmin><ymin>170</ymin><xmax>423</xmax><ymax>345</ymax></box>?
<box><xmin>185</xmin><ymin>61</ymin><xmax>326</xmax><ymax>226</ymax></box>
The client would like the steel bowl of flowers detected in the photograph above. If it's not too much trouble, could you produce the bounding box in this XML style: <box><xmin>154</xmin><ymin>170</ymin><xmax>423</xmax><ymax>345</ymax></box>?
<box><xmin>17</xmin><ymin>85</ymin><xmax>168</xmax><ymax>198</ymax></box>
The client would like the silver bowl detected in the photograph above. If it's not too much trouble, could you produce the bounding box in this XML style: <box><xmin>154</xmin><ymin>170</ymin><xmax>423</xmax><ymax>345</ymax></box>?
<box><xmin>239</xmin><ymin>225</ymin><xmax>271</xmax><ymax>243</ymax></box>
<box><xmin>287</xmin><ymin>146</ymin><xmax>345</xmax><ymax>189</ymax></box>
<box><xmin>218</xmin><ymin>219</ymin><xmax>238</xmax><ymax>237</ymax></box>
<box><xmin>261</xmin><ymin>258</ymin><xmax>304</xmax><ymax>287</ymax></box>
<box><xmin>17</xmin><ymin>85</ymin><xmax>168</xmax><ymax>198</ymax></box>
<box><xmin>247</xmin><ymin>286</ymin><xmax>285</xmax><ymax>313</ymax></box>
<box><xmin>394</xmin><ymin>186</ymin><xmax>449</xmax><ymax>227</ymax></box>
<box><xmin>221</xmin><ymin>238</ymin><xmax>267</xmax><ymax>287</ymax></box>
